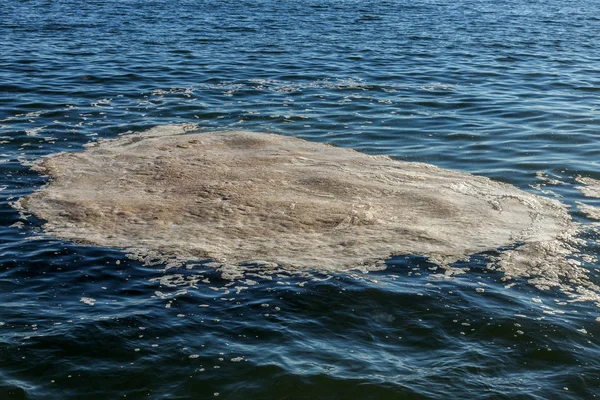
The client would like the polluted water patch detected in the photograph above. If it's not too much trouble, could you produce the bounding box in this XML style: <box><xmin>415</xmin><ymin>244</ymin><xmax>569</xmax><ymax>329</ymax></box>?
<box><xmin>14</xmin><ymin>124</ymin><xmax>600</xmax><ymax>301</ymax></box>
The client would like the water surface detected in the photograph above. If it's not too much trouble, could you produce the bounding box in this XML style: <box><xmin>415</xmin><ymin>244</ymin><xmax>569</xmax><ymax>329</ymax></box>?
<box><xmin>1</xmin><ymin>0</ymin><xmax>600</xmax><ymax>398</ymax></box>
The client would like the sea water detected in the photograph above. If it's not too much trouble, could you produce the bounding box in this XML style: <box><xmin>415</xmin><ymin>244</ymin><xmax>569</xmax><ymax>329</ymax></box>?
<box><xmin>1</xmin><ymin>0</ymin><xmax>600</xmax><ymax>398</ymax></box>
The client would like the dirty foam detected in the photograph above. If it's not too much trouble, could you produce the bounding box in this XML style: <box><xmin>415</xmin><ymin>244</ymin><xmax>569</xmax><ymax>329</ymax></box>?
<box><xmin>576</xmin><ymin>176</ymin><xmax>600</xmax><ymax>199</ymax></box>
<box><xmin>15</xmin><ymin>125</ymin><xmax>599</xmax><ymax>299</ymax></box>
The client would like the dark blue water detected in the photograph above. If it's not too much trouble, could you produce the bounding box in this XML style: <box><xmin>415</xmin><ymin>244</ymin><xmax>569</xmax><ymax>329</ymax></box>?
<box><xmin>2</xmin><ymin>0</ymin><xmax>600</xmax><ymax>398</ymax></box>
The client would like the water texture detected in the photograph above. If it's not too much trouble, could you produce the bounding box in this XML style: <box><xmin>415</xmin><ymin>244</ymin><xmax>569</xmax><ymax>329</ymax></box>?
<box><xmin>1</xmin><ymin>0</ymin><xmax>600</xmax><ymax>399</ymax></box>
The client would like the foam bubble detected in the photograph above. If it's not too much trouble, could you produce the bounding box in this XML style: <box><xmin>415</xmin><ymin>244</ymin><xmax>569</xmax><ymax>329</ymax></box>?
<box><xmin>576</xmin><ymin>176</ymin><xmax>600</xmax><ymax>198</ymax></box>
<box><xmin>576</xmin><ymin>202</ymin><xmax>600</xmax><ymax>221</ymax></box>
<box><xmin>16</xmin><ymin>126</ymin><xmax>597</xmax><ymax>298</ymax></box>
<box><xmin>80</xmin><ymin>297</ymin><xmax>96</xmax><ymax>306</ymax></box>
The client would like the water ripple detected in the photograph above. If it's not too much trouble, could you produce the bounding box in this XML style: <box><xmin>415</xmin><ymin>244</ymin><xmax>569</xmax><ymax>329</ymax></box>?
<box><xmin>2</xmin><ymin>0</ymin><xmax>600</xmax><ymax>398</ymax></box>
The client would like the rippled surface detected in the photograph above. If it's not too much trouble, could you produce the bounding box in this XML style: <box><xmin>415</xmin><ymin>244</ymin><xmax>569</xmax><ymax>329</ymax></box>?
<box><xmin>1</xmin><ymin>0</ymin><xmax>600</xmax><ymax>398</ymax></box>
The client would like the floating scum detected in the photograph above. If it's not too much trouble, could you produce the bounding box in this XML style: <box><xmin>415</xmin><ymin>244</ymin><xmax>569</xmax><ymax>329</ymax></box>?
<box><xmin>16</xmin><ymin>125</ymin><xmax>600</xmax><ymax>297</ymax></box>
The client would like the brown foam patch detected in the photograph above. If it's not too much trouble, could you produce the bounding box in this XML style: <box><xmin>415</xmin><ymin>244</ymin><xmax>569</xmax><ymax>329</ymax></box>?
<box><xmin>17</xmin><ymin>125</ymin><xmax>576</xmax><ymax>275</ymax></box>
